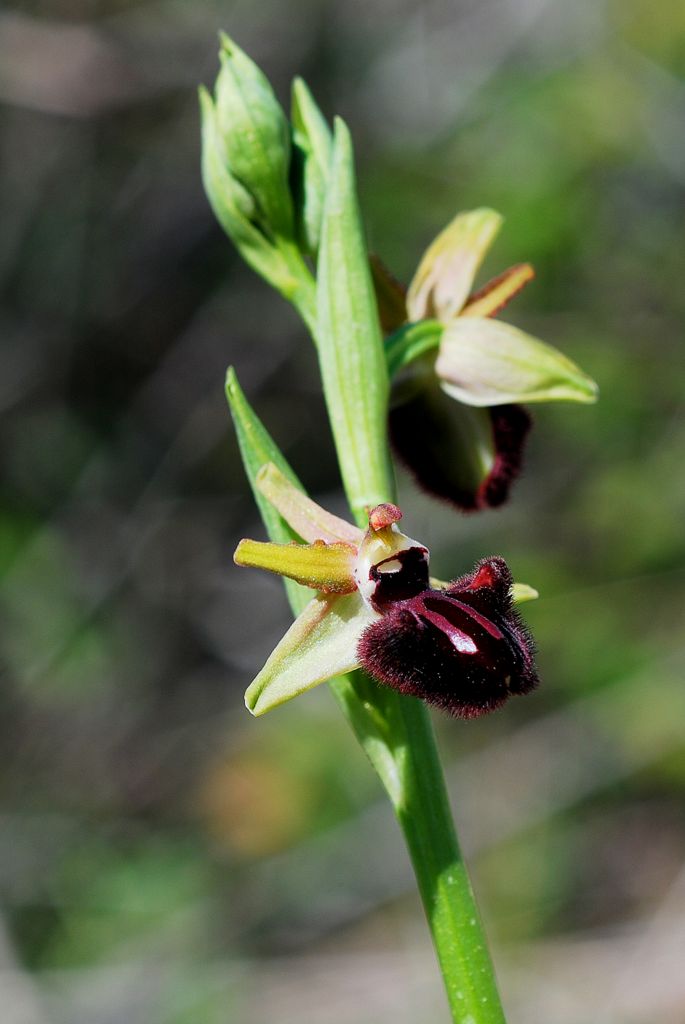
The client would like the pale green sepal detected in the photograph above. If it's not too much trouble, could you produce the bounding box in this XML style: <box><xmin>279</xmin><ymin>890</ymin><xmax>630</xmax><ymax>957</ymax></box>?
<box><xmin>291</xmin><ymin>77</ymin><xmax>333</xmax><ymax>255</ymax></box>
<box><xmin>511</xmin><ymin>582</ymin><xmax>539</xmax><ymax>603</ymax></box>
<box><xmin>437</xmin><ymin>317</ymin><xmax>599</xmax><ymax>406</ymax></box>
<box><xmin>234</xmin><ymin>538</ymin><xmax>356</xmax><ymax>593</ymax></box>
<box><xmin>225</xmin><ymin>368</ymin><xmax>310</xmax><ymax>612</ymax></box>
<box><xmin>215</xmin><ymin>33</ymin><xmax>294</xmax><ymax>239</ymax></box>
<box><xmin>256</xmin><ymin>463</ymin><xmax>362</xmax><ymax>545</ymax></box>
<box><xmin>385</xmin><ymin>320</ymin><xmax>443</xmax><ymax>379</ymax></box>
<box><xmin>245</xmin><ymin>593</ymin><xmax>377</xmax><ymax>715</ymax></box>
<box><xmin>406</xmin><ymin>208</ymin><xmax>503</xmax><ymax>322</ymax></box>
<box><xmin>316</xmin><ymin>118</ymin><xmax>394</xmax><ymax>518</ymax></box>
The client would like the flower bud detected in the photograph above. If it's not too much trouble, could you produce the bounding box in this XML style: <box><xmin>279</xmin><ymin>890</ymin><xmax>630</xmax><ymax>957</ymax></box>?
<box><xmin>213</xmin><ymin>33</ymin><xmax>294</xmax><ymax>239</ymax></box>
<box><xmin>290</xmin><ymin>77</ymin><xmax>332</xmax><ymax>255</ymax></box>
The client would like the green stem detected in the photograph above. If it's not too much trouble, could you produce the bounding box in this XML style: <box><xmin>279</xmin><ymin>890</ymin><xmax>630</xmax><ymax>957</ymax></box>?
<box><xmin>394</xmin><ymin>698</ymin><xmax>505</xmax><ymax>1022</ymax></box>
<box><xmin>312</xmin><ymin>120</ymin><xmax>507</xmax><ymax>1023</ymax></box>
<box><xmin>330</xmin><ymin>518</ymin><xmax>506</xmax><ymax>1024</ymax></box>
<box><xmin>276</xmin><ymin>238</ymin><xmax>318</xmax><ymax>337</ymax></box>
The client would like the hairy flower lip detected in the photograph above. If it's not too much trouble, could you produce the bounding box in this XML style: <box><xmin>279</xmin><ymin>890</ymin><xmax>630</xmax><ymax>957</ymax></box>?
<box><xmin>357</xmin><ymin>556</ymin><xmax>539</xmax><ymax>719</ymax></box>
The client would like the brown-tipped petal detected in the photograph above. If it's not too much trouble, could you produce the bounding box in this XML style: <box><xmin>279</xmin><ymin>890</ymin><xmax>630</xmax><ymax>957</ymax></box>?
<box><xmin>406</xmin><ymin>208</ymin><xmax>502</xmax><ymax>322</ymax></box>
<box><xmin>389</xmin><ymin>383</ymin><xmax>530</xmax><ymax>511</ymax></box>
<box><xmin>370</xmin><ymin>254</ymin><xmax>408</xmax><ymax>333</ymax></box>
<box><xmin>461</xmin><ymin>263</ymin><xmax>535</xmax><ymax>319</ymax></box>
<box><xmin>256</xmin><ymin>463</ymin><xmax>363</xmax><ymax>545</ymax></box>
<box><xmin>234</xmin><ymin>538</ymin><xmax>357</xmax><ymax>593</ymax></box>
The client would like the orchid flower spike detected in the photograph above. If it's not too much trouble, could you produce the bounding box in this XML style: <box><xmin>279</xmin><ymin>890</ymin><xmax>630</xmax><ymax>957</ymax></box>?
<box><xmin>377</xmin><ymin>208</ymin><xmax>598</xmax><ymax>511</ymax></box>
<box><xmin>235</xmin><ymin>463</ymin><xmax>539</xmax><ymax>718</ymax></box>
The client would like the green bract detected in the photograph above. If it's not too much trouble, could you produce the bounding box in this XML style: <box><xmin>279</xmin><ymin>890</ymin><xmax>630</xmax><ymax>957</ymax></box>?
<box><xmin>316</xmin><ymin>119</ymin><xmax>393</xmax><ymax>517</ymax></box>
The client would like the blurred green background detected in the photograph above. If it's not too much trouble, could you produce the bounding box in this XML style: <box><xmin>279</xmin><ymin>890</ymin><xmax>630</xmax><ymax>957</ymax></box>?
<box><xmin>1</xmin><ymin>1</ymin><xmax>684</xmax><ymax>1022</ymax></box>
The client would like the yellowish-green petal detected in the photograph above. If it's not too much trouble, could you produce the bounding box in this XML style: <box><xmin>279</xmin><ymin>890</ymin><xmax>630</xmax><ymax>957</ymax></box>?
<box><xmin>245</xmin><ymin>593</ymin><xmax>377</xmax><ymax>715</ymax></box>
<box><xmin>406</xmin><ymin>208</ymin><xmax>503</xmax><ymax>322</ymax></box>
<box><xmin>234</xmin><ymin>538</ymin><xmax>357</xmax><ymax>593</ymax></box>
<box><xmin>256</xmin><ymin>463</ymin><xmax>363</xmax><ymax>545</ymax></box>
<box><xmin>436</xmin><ymin>317</ymin><xmax>599</xmax><ymax>406</ymax></box>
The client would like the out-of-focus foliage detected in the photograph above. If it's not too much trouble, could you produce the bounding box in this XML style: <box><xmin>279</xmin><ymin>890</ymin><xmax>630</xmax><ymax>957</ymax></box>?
<box><xmin>0</xmin><ymin>2</ymin><xmax>684</xmax><ymax>1022</ymax></box>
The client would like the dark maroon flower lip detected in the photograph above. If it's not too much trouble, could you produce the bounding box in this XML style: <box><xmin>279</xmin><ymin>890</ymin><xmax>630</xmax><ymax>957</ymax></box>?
<box><xmin>389</xmin><ymin>389</ymin><xmax>531</xmax><ymax>513</ymax></box>
<box><xmin>357</xmin><ymin>556</ymin><xmax>539</xmax><ymax>719</ymax></box>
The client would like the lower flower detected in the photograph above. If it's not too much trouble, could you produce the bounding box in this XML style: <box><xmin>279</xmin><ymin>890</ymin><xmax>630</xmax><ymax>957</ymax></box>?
<box><xmin>235</xmin><ymin>463</ymin><xmax>539</xmax><ymax>718</ymax></box>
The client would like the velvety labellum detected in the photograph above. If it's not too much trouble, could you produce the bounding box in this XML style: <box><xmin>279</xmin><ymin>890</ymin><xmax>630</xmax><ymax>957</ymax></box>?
<box><xmin>358</xmin><ymin>557</ymin><xmax>538</xmax><ymax>718</ymax></box>
<box><xmin>390</xmin><ymin>382</ymin><xmax>531</xmax><ymax>512</ymax></box>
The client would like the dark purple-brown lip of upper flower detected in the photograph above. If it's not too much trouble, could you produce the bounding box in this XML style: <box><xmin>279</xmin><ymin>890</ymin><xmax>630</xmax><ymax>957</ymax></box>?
<box><xmin>358</xmin><ymin>554</ymin><xmax>538</xmax><ymax>718</ymax></box>
<box><xmin>389</xmin><ymin>395</ymin><xmax>532</xmax><ymax>513</ymax></box>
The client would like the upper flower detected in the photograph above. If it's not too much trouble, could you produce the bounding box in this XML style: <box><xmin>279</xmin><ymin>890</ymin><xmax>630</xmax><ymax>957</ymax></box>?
<box><xmin>235</xmin><ymin>462</ymin><xmax>539</xmax><ymax>718</ymax></box>
<box><xmin>377</xmin><ymin>208</ymin><xmax>598</xmax><ymax>511</ymax></box>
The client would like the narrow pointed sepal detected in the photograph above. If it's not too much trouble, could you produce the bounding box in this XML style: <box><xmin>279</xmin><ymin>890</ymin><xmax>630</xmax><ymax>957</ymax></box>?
<box><xmin>245</xmin><ymin>593</ymin><xmax>377</xmax><ymax>715</ymax></box>
<box><xmin>256</xmin><ymin>463</ymin><xmax>363</xmax><ymax>545</ymax></box>
<box><xmin>407</xmin><ymin>208</ymin><xmax>503</xmax><ymax>322</ymax></box>
<box><xmin>234</xmin><ymin>538</ymin><xmax>357</xmax><ymax>593</ymax></box>
<box><xmin>437</xmin><ymin>317</ymin><xmax>599</xmax><ymax>406</ymax></box>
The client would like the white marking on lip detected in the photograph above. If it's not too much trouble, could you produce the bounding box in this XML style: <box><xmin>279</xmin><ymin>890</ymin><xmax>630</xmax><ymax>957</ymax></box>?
<box><xmin>450</xmin><ymin>633</ymin><xmax>478</xmax><ymax>654</ymax></box>
<box><xmin>377</xmin><ymin>558</ymin><xmax>402</xmax><ymax>574</ymax></box>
